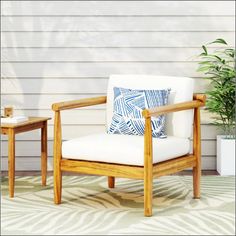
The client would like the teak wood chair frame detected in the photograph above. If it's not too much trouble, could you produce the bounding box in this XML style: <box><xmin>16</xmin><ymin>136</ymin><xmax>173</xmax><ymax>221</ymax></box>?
<box><xmin>52</xmin><ymin>93</ymin><xmax>206</xmax><ymax>216</ymax></box>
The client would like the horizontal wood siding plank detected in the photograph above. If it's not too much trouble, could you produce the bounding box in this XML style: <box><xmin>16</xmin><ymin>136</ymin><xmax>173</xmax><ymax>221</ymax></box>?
<box><xmin>1</xmin><ymin>78</ymin><xmax>211</xmax><ymax>94</ymax></box>
<box><xmin>1</xmin><ymin>48</ymin><xmax>214</xmax><ymax>62</ymax></box>
<box><xmin>0</xmin><ymin>109</ymin><xmax>106</xmax><ymax>125</ymax></box>
<box><xmin>1</xmin><ymin>62</ymin><xmax>211</xmax><ymax>78</ymax></box>
<box><xmin>2</xmin><ymin>78</ymin><xmax>108</xmax><ymax>94</ymax></box>
<box><xmin>2</xmin><ymin>16</ymin><xmax>234</xmax><ymax>31</ymax></box>
<box><xmin>2</xmin><ymin>1</ymin><xmax>234</xmax><ymax>16</ymax></box>
<box><xmin>1</xmin><ymin>94</ymin><xmax>106</xmax><ymax>110</ymax></box>
<box><xmin>1</xmin><ymin>125</ymin><xmax>106</xmax><ymax>141</ymax></box>
<box><xmin>2</xmin><ymin>32</ymin><xmax>235</xmax><ymax>47</ymax></box>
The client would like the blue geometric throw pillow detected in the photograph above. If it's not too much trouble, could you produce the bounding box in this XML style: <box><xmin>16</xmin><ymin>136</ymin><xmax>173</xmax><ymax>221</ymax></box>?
<box><xmin>108</xmin><ymin>87</ymin><xmax>171</xmax><ymax>138</ymax></box>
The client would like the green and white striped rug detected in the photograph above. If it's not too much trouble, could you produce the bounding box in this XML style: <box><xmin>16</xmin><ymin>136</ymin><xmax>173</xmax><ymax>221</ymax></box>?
<box><xmin>1</xmin><ymin>175</ymin><xmax>235</xmax><ymax>235</ymax></box>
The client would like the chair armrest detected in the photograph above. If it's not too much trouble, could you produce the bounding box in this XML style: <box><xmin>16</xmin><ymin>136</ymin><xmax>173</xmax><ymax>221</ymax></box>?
<box><xmin>142</xmin><ymin>93</ymin><xmax>206</xmax><ymax>118</ymax></box>
<box><xmin>52</xmin><ymin>96</ymin><xmax>107</xmax><ymax>111</ymax></box>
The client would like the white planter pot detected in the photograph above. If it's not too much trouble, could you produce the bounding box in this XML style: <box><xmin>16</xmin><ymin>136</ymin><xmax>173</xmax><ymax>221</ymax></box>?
<box><xmin>217</xmin><ymin>135</ymin><xmax>235</xmax><ymax>176</ymax></box>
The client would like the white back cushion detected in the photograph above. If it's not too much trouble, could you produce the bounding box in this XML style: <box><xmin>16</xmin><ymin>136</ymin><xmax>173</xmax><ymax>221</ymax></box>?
<box><xmin>106</xmin><ymin>75</ymin><xmax>194</xmax><ymax>138</ymax></box>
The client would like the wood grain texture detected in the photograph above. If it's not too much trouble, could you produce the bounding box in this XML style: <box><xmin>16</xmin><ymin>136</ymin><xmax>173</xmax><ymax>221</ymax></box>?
<box><xmin>8</xmin><ymin>128</ymin><xmax>15</xmax><ymax>198</ymax></box>
<box><xmin>142</xmin><ymin>96</ymin><xmax>205</xmax><ymax>118</ymax></box>
<box><xmin>1</xmin><ymin>117</ymin><xmax>50</xmax><ymax>128</ymax></box>
<box><xmin>41</xmin><ymin>121</ymin><xmax>47</xmax><ymax>186</ymax></box>
<box><xmin>153</xmin><ymin>155</ymin><xmax>196</xmax><ymax>177</ymax></box>
<box><xmin>144</xmin><ymin>117</ymin><xmax>153</xmax><ymax>216</ymax></box>
<box><xmin>61</xmin><ymin>159</ymin><xmax>144</xmax><ymax>179</ymax></box>
<box><xmin>193</xmin><ymin>107</ymin><xmax>201</xmax><ymax>198</ymax></box>
<box><xmin>53</xmin><ymin>111</ymin><xmax>62</xmax><ymax>204</ymax></box>
<box><xmin>13</xmin><ymin>122</ymin><xmax>44</xmax><ymax>134</ymax></box>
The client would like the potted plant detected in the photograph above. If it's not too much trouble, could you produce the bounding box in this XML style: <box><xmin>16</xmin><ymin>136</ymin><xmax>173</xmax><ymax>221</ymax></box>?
<box><xmin>197</xmin><ymin>38</ymin><xmax>235</xmax><ymax>176</ymax></box>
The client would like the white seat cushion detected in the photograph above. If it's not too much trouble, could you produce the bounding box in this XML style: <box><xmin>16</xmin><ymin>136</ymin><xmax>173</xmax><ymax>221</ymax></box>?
<box><xmin>62</xmin><ymin>133</ymin><xmax>190</xmax><ymax>166</ymax></box>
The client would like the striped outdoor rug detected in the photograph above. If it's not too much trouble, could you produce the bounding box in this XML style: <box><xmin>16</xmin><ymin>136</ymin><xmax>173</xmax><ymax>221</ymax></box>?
<box><xmin>1</xmin><ymin>175</ymin><xmax>235</xmax><ymax>235</ymax></box>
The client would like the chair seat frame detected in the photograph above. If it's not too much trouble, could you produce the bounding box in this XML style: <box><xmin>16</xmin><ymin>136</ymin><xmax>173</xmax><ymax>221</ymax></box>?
<box><xmin>52</xmin><ymin>94</ymin><xmax>205</xmax><ymax>216</ymax></box>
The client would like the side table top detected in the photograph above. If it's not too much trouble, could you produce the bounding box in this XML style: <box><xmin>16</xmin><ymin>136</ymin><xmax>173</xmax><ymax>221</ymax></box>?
<box><xmin>1</xmin><ymin>117</ymin><xmax>51</xmax><ymax>128</ymax></box>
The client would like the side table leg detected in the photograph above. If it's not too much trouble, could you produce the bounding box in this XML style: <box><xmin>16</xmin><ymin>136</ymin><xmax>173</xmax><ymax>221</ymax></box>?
<box><xmin>8</xmin><ymin>129</ymin><xmax>15</xmax><ymax>198</ymax></box>
<box><xmin>41</xmin><ymin>121</ymin><xmax>47</xmax><ymax>186</ymax></box>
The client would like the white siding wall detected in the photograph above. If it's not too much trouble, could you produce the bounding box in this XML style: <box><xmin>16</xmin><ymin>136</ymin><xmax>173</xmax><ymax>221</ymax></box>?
<box><xmin>1</xmin><ymin>1</ymin><xmax>235</xmax><ymax>170</ymax></box>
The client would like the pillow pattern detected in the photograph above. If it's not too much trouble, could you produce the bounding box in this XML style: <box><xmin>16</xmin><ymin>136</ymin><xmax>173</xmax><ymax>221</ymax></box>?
<box><xmin>108</xmin><ymin>87</ymin><xmax>170</xmax><ymax>138</ymax></box>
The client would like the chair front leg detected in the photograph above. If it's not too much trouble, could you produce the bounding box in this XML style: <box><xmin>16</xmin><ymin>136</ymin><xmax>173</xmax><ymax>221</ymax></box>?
<box><xmin>144</xmin><ymin>117</ymin><xmax>153</xmax><ymax>216</ymax></box>
<box><xmin>54</xmin><ymin>111</ymin><xmax>62</xmax><ymax>204</ymax></box>
<box><xmin>193</xmin><ymin>107</ymin><xmax>201</xmax><ymax>198</ymax></box>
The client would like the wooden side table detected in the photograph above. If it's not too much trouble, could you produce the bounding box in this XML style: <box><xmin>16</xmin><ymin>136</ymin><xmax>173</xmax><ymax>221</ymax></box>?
<box><xmin>1</xmin><ymin>117</ymin><xmax>51</xmax><ymax>197</ymax></box>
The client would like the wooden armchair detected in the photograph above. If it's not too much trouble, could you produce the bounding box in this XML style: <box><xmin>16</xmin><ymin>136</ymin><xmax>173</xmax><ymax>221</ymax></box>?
<box><xmin>52</xmin><ymin>75</ymin><xmax>206</xmax><ymax>216</ymax></box>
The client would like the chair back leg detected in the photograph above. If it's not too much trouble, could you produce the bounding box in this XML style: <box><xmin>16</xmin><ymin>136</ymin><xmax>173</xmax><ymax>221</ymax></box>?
<box><xmin>108</xmin><ymin>176</ymin><xmax>115</xmax><ymax>188</ymax></box>
<box><xmin>193</xmin><ymin>107</ymin><xmax>201</xmax><ymax>198</ymax></box>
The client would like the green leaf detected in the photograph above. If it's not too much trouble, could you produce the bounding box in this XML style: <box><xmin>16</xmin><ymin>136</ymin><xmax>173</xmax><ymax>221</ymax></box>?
<box><xmin>202</xmin><ymin>45</ymin><xmax>208</xmax><ymax>55</ymax></box>
<box><xmin>210</xmin><ymin>38</ymin><xmax>227</xmax><ymax>45</ymax></box>
<box><xmin>199</xmin><ymin>52</ymin><xmax>207</xmax><ymax>56</ymax></box>
<box><xmin>224</xmin><ymin>49</ymin><xmax>235</xmax><ymax>58</ymax></box>
<box><xmin>213</xmin><ymin>55</ymin><xmax>223</xmax><ymax>61</ymax></box>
